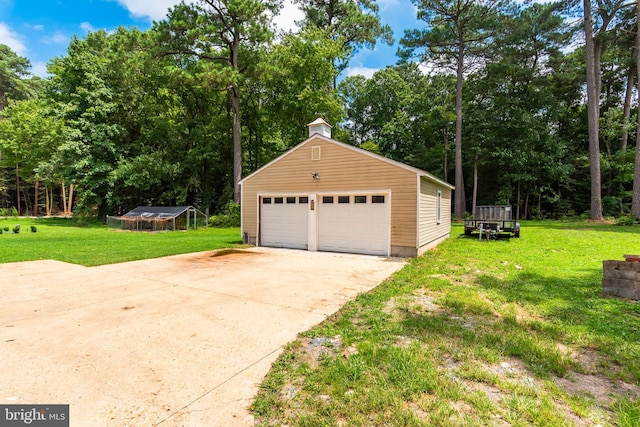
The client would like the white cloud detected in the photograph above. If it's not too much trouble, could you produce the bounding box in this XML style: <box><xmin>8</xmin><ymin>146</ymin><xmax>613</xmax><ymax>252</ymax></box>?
<box><xmin>80</xmin><ymin>22</ymin><xmax>95</xmax><ymax>33</ymax></box>
<box><xmin>273</xmin><ymin>0</ymin><xmax>304</xmax><ymax>33</ymax></box>
<box><xmin>116</xmin><ymin>0</ymin><xmax>302</xmax><ymax>30</ymax></box>
<box><xmin>28</xmin><ymin>24</ymin><xmax>45</xmax><ymax>31</ymax></box>
<box><xmin>345</xmin><ymin>66</ymin><xmax>379</xmax><ymax>79</ymax></box>
<box><xmin>378</xmin><ymin>0</ymin><xmax>400</xmax><ymax>11</ymax></box>
<box><xmin>115</xmin><ymin>0</ymin><xmax>181</xmax><ymax>21</ymax></box>
<box><xmin>0</xmin><ymin>22</ymin><xmax>27</xmax><ymax>55</ymax></box>
<box><xmin>41</xmin><ymin>31</ymin><xmax>69</xmax><ymax>45</ymax></box>
<box><xmin>31</xmin><ymin>61</ymin><xmax>49</xmax><ymax>78</ymax></box>
<box><xmin>418</xmin><ymin>63</ymin><xmax>437</xmax><ymax>76</ymax></box>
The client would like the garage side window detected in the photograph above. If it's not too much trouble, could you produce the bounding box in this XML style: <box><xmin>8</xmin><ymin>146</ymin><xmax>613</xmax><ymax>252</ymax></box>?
<box><xmin>286</xmin><ymin>197</ymin><xmax>296</xmax><ymax>204</ymax></box>
<box><xmin>322</xmin><ymin>196</ymin><xmax>334</xmax><ymax>203</ymax></box>
<box><xmin>275</xmin><ymin>197</ymin><xmax>284</xmax><ymax>204</ymax></box>
<box><xmin>437</xmin><ymin>190</ymin><xmax>442</xmax><ymax>224</ymax></box>
<box><xmin>338</xmin><ymin>196</ymin><xmax>350</xmax><ymax>203</ymax></box>
<box><xmin>299</xmin><ymin>197</ymin><xmax>309</xmax><ymax>204</ymax></box>
<box><xmin>354</xmin><ymin>195</ymin><xmax>366</xmax><ymax>204</ymax></box>
<box><xmin>372</xmin><ymin>195</ymin><xmax>385</xmax><ymax>204</ymax></box>
<box><xmin>263</xmin><ymin>197</ymin><xmax>272</xmax><ymax>204</ymax></box>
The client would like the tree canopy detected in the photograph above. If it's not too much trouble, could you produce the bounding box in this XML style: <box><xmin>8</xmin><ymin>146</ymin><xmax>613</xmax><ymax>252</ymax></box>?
<box><xmin>0</xmin><ymin>0</ymin><xmax>639</xmax><ymax>222</ymax></box>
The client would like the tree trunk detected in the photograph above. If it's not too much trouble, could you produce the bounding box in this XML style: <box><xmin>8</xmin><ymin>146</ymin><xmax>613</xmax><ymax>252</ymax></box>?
<box><xmin>22</xmin><ymin>186</ymin><xmax>31</xmax><ymax>216</ymax></box>
<box><xmin>61</xmin><ymin>181</ymin><xmax>68</xmax><ymax>214</ymax></box>
<box><xmin>593</xmin><ymin>37</ymin><xmax>604</xmax><ymax>105</ymax></box>
<box><xmin>232</xmin><ymin>83</ymin><xmax>242</xmax><ymax>203</ymax></box>
<box><xmin>621</xmin><ymin>66</ymin><xmax>634</xmax><ymax>151</ymax></box>
<box><xmin>15</xmin><ymin>164</ymin><xmax>20</xmax><ymax>216</ymax></box>
<box><xmin>33</xmin><ymin>180</ymin><xmax>39</xmax><ymax>217</ymax></box>
<box><xmin>556</xmin><ymin>183</ymin><xmax>562</xmax><ymax>219</ymax></box>
<box><xmin>538</xmin><ymin>192</ymin><xmax>542</xmax><ymax>218</ymax></box>
<box><xmin>516</xmin><ymin>181</ymin><xmax>521</xmax><ymax>220</ymax></box>
<box><xmin>472</xmin><ymin>151</ymin><xmax>478</xmax><ymax>216</ymax></box>
<box><xmin>45</xmin><ymin>184</ymin><xmax>51</xmax><ymax>216</ymax></box>
<box><xmin>604</xmin><ymin>135</ymin><xmax>612</xmax><ymax>198</ymax></box>
<box><xmin>584</xmin><ymin>0</ymin><xmax>604</xmax><ymax>219</ymax></box>
<box><xmin>67</xmin><ymin>184</ymin><xmax>74</xmax><ymax>215</ymax></box>
<box><xmin>632</xmin><ymin>0</ymin><xmax>640</xmax><ymax>218</ymax></box>
<box><xmin>453</xmin><ymin>31</ymin><xmax>466</xmax><ymax>218</ymax></box>
<box><xmin>443</xmin><ymin>127</ymin><xmax>449</xmax><ymax>183</ymax></box>
<box><xmin>231</xmin><ymin>34</ymin><xmax>242</xmax><ymax>204</ymax></box>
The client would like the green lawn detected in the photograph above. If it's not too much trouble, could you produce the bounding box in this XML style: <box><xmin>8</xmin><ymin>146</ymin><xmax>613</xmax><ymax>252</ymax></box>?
<box><xmin>252</xmin><ymin>220</ymin><xmax>640</xmax><ymax>426</ymax></box>
<box><xmin>0</xmin><ymin>217</ymin><xmax>242</xmax><ymax>266</ymax></box>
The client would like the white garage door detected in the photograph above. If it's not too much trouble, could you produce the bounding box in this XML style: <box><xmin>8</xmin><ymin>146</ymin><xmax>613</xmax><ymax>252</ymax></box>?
<box><xmin>260</xmin><ymin>196</ymin><xmax>309</xmax><ymax>249</ymax></box>
<box><xmin>318</xmin><ymin>194</ymin><xmax>390</xmax><ymax>256</ymax></box>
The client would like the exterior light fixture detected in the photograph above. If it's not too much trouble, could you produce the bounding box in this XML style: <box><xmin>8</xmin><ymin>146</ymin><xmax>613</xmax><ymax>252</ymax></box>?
<box><xmin>311</xmin><ymin>172</ymin><xmax>319</xmax><ymax>180</ymax></box>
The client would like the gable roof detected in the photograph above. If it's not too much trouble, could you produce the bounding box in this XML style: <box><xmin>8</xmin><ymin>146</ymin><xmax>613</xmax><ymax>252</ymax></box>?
<box><xmin>240</xmin><ymin>134</ymin><xmax>454</xmax><ymax>190</ymax></box>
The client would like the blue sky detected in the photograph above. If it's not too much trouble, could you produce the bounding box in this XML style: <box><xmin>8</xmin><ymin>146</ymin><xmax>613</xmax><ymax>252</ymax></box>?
<box><xmin>0</xmin><ymin>0</ymin><xmax>420</xmax><ymax>78</ymax></box>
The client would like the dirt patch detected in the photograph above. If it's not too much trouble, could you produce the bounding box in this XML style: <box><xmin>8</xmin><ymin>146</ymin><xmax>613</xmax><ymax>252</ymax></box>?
<box><xmin>383</xmin><ymin>290</ymin><xmax>444</xmax><ymax>319</ymax></box>
<box><xmin>553</xmin><ymin>372</ymin><xmax>640</xmax><ymax>406</ymax></box>
<box><xmin>172</xmin><ymin>248</ymin><xmax>262</xmax><ymax>264</ymax></box>
<box><xmin>447</xmin><ymin>357</ymin><xmax>620</xmax><ymax>425</ymax></box>
<box><xmin>300</xmin><ymin>336</ymin><xmax>343</xmax><ymax>369</ymax></box>
<box><xmin>584</xmin><ymin>219</ymin><xmax>616</xmax><ymax>224</ymax></box>
<box><xmin>209</xmin><ymin>248</ymin><xmax>259</xmax><ymax>257</ymax></box>
<box><xmin>572</xmin><ymin>348</ymin><xmax>603</xmax><ymax>374</ymax></box>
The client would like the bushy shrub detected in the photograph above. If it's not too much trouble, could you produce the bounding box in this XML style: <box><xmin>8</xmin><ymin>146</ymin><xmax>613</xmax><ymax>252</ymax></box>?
<box><xmin>3</xmin><ymin>227</ymin><xmax>8</xmax><ymax>232</ymax></box>
<box><xmin>30</xmin><ymin>226</ymin><xmax>37</xmax><ymax>233</ymax></box>
<box><xmin>616</xmin><ymin>214</ymin><xmax>639</xmax><ymax>226</ymax></box>
<box><xmin>208</xmin><ymin>201</ymin><xmax>240</xmax><ymax>228</ymax></box>
<box><xmin>0</xmin><ymin>208</ymin><xmax>18</xmax><ymax>217</ymax></box>
<box><xmin>13</xmin><ymin>224</ymin><xmax>20</xmax><ymax>234</ymax></box>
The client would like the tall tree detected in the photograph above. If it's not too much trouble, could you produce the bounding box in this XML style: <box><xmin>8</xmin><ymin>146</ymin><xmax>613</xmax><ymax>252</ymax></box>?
<box><xmin>580</xmin><ymin>0</ymin><xmax>633</xmax><ymax>218</ymax></box>
<box><xmin>0</xmin><ymin>45</ymin><xmax>33</xmax><ymax>213</ymax></box>
<box><xmin>256</xmin><ymin>27</ymin><xmax>345</xmax><ymax>149</ymax></box>
<box><xmin>632</xmin><ymin>0</ymin><xmax>640</xmax><ymax>218</ymax></box>
<box><xmin>48</xmin><ymin>31</ymin><xmax>124</xmax><ymax>216</ymax></box>
<box><xmin>339</xmin><ymin>64</ymin><xmax>455</xmax><ymax>177</ymax></box>
<box><xmin>294</xmin><ymin>0</ymin><xmax>393</xmax><ymax>88</ymax></box>
<box><xmin>584</xmin><ymin>0</ymin><xmax>604</xmax><ymax>219</ymax></box>
<box><xmin>0</xmin><ymin>45</ymin><xmax>31</xmax><ymax>116</ymax></box>
<box><xmin>156</xmin><ymin>0</ymin><xmax>281</xmax><ymax>203</ymax></box>
<box><xmin>0</xmin><ymin>98</ymin><xmax>65</xmax><ymax>215</ymax></box>
<box><xmin>400</xmin><ymin>0</ymin><xmax>507</xmax><ymax>218</ymax></box>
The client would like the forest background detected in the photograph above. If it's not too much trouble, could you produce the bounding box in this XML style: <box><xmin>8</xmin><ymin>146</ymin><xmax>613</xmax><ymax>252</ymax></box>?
<box><xmin>1</xmin><ymin>0</ymin><xmax>639</xmax><ymax>222</ymax></box>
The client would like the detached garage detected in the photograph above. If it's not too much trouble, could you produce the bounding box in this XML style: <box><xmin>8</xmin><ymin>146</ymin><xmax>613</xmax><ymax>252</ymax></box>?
<box><xmin>240</xmin><ymin>119</ymin><xmax>454</xmax><ymax>257</ymax></box>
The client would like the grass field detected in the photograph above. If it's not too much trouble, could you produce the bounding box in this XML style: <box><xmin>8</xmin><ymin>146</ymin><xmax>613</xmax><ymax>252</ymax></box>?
<box><xmin>0</xmin><ymin>217</ymin><xmax>242</xmax><ymax>266</ymax></box>
<box><xmin>252</xmin><ymin>221</ymin><xmax>640</xmax><ymax>426</ymax></box>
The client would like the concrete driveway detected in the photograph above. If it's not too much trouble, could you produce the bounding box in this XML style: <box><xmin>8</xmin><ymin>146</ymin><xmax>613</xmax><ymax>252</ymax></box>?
<box><xmin>0</xmin><ymin>248</ymin><xmax>405</xmax><ymax>426</ymax></box>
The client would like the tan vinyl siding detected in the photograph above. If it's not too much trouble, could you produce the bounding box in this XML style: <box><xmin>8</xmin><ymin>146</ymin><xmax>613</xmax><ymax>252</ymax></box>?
<box><xmin>242</xmin><ymin>136</ymin><xmax>418</xmax><ymax>248</ymax></box>
<box><xmin>419</xmin><ymin>176</ymin><xmax>452</xmax><ymax>248</ymax></box>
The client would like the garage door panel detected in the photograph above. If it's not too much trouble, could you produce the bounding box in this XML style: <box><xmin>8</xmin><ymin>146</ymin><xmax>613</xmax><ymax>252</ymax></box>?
<box><xmin>261</xmin><ymin>197</ymin><xmax>308</xmax><ymax>249</ymax></box>
<box><xmin>318</xmin><ymin>194</ymin><xmax>389</xmax><ymax>256</ymax></box>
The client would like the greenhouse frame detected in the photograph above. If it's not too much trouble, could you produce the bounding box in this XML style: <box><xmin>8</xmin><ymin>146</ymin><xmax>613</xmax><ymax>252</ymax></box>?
<box><xmin>107</xmin><ymin>206</ymin><xmax>208</xmax><ymax>231</ymax></box>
